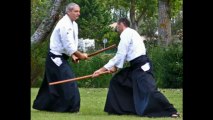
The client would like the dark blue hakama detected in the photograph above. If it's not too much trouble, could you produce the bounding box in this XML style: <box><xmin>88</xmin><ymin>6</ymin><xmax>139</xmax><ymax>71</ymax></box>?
<box><xmin>104</xmin><ymin>55</ymin><xmax>177</xmax><ymax>117</ymax></box>
<box><xmin>33</xmin><ymin>52</ymin><xmax>80</xmax><ymax>112</ymax></box>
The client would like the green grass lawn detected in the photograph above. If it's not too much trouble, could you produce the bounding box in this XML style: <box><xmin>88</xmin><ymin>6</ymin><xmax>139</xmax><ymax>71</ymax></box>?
<box><xmin>31</xmin><ymin>88</ymin><xmax>182</xmax><ymax>120</ymax></box>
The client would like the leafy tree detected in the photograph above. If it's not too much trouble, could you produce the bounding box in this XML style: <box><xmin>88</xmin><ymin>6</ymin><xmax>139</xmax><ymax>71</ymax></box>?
<box><xmin>171</xmin><ymin>10</ymin><xmax>182</xmax><ymax>41</ymax></box>
<box><xmin>98</xmin><ymin>0</ymin><xmax>157</xmax><ymax>31</ymax></box>
<box><xmin>31</xmin><ymin>0</ymin><xmax>65</xmax><ymax>44</ymax></box>
<box><xmin>67</xmin><ymin>0</ymin><xmax>113</xmax><ymax>45</ymax></box>
<box><xmin>31</xmin><ymin>0</ymin><xmax>52</xmax><ymax>34</ymax></box>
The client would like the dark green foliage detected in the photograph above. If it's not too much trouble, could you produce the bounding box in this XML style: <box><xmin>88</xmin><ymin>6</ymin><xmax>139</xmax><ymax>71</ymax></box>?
<box><xmin>31</xmin><ymin>50</ymin><xmax>115</xmax><ymax>88</ymax></box>
<box><xmin>139</xmin><ymin>15</ymin><xmax>158</xmax><ymax>38</ymax></box>
<box><xmin>169</xmin><ymin>0</ymin><xmax>183</xmax><ymax>18</ymax></box>
<box><xmin>171</xmin><ymin>11</ymin><xmax>183</xmax><ymax>40</ymax></box>
<box><xmin>31</xmin><ymin>0</ymin><xmax>53</xmax><ymax>35</ymax></box>
<box><xmin>31</xmin><ymin>39</ymin><xmax>183</xmax><ymax>88</ymax></box>
<box><xmin>147</xmin><ymin>41</ymin><xmax>182</xmax><ymax>88</ymax></box>
<box><xmin>32</xmin><ymin>42</ymin><xmax>183</xmax><ymax>88</ymax></box>
<box><xmin>67</xmin><ymin>0</ymin><xmax>113</xmax><ymax>43</ymax></box>
<box><xmin>71</xmin><ymin>53</ymin><xmax>115</xmax><ymax>88</ymax></box>
<box><xmin>31</xmin><ymin>40</ymin><xmax>49</xmax><ymax>87</ymax></box>
<box><xmin>102</xmin><ymin>31</ymin><xmax>120</xmax><ymax>46</ymax></box>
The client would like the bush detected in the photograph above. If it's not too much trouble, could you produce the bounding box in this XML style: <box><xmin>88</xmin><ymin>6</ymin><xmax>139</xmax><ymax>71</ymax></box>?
<box><xmin>71</xmin><ymin>53</ymin><xmax>115</xmax><ymax>88</ymax></box>
<box><xmin>31</xmin><ymin>50</ymin><xmax>115</xmax><ymax>88</ymax></box>
<box><xmin>147</xmin><ymin>42</ymin><xmax>183</xmax><ymax>88</ymax></box>
<box><xmin>31</xmin><ymin>40</ymin><xmax>182</xmax><ymax>88</ymax></box>
<box><xmin>31</xmin><ymin>40</ymin><xmax>49</xmax><ymax>87</ymax></box>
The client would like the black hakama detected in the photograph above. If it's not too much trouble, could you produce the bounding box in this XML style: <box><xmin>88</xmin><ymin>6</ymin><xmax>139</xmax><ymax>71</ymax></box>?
<box><xmin>104</xmin><ymin>55</ymin><xmax>177</xmax><ymax>117</ymax></box>
<box><xmin>33</xmin><ymin>52</ymin><xmax>80</xmax><ymax>112</ymax></box>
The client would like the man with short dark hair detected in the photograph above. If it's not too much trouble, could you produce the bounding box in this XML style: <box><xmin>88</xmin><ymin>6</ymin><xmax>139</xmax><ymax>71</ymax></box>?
<box><xmin>92</xmin><ymin>18</ymin><xmax>179</xmax><ymax>117</ymax></box>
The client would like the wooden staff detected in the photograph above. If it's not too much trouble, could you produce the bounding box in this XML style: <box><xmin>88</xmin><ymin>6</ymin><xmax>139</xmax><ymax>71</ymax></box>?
<box><xmin>49</xmin><ymin>71</ymin><xmax>110</xmax><ymax>85</ymax></box>
<box><xmin>74</xmin><ymin>44</ymin><xmax>116</xmax><ymax>62</ymax></box>
<box><xmin>87</xmin><ymin>44</ymin><xmax>116</xmax><ymax>57</ymax></box>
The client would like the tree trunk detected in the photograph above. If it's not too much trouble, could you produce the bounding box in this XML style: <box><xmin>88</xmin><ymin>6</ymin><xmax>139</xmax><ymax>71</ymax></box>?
<box><xmin>31</xmin><ymin>0</ymin><xmax>65</xmax><ymax>44</ymax></box>
<box><xmin>130</xmin><ymin>0</ymin><xmax>138</xmax><ymax>31</ymax></box>
<box><xmin>158</xmin><ymin>0</ymin><xmax>171</xmax><ymax>46</ymax></box>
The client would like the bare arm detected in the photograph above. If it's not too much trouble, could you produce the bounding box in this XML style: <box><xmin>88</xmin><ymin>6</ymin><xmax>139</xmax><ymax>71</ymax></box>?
<box><xmin>71</xmin><ymin>54</ymin><xmax>79</xmax><ymax>63</ymax></box>
<box><xmin>92</xmin><ymin>66</ymin><xmax>117</xmax><ymax>77</ymax></box>
<box><xmin>73</xmin><ymin>51</ymin><xmax>88</xmax><ymax>60</ymax></box>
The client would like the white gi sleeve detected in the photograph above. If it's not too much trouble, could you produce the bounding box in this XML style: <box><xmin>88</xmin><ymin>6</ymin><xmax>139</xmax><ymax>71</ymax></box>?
<box><xmin>104</xmin><ymin>35</ymin><xmax>130</xmax><ymax>70</ymax></box>
<box><xmin>59</xmin><ymin>26</ymin><xmax>77</xmax><ymax>56</ymax></box>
